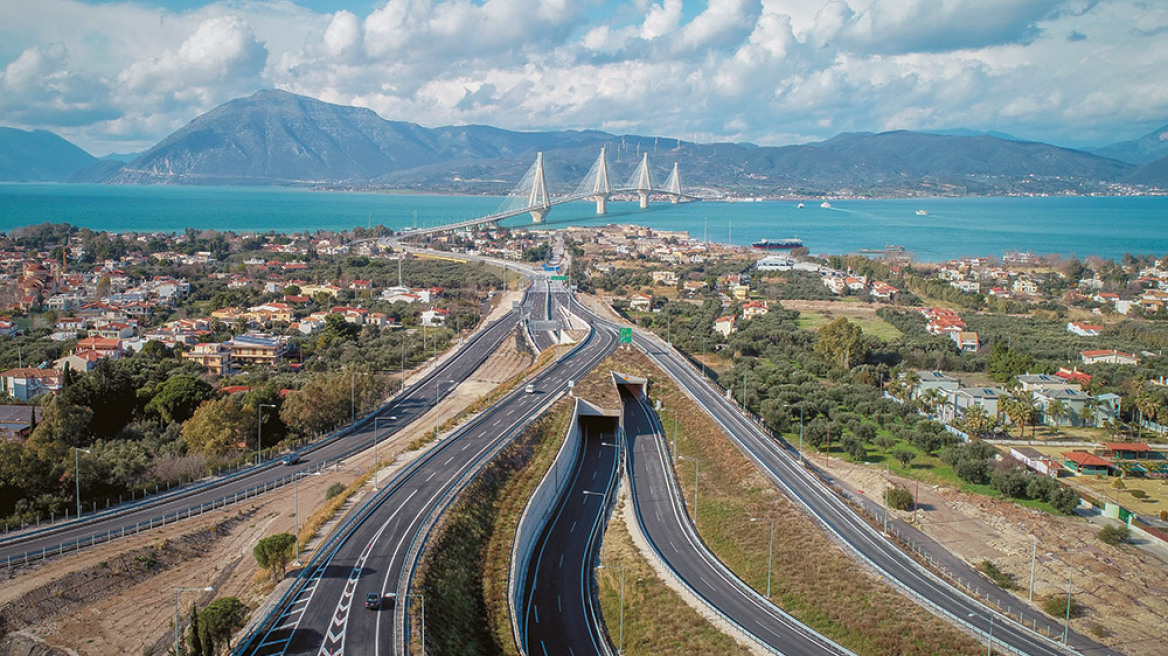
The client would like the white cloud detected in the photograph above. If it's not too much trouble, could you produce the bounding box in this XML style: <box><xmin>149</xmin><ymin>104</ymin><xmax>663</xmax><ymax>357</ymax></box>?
<box><xmin>1</xmin><ymin>0</ymin><xmax>1167</xmax><ymax>154</ymax></box>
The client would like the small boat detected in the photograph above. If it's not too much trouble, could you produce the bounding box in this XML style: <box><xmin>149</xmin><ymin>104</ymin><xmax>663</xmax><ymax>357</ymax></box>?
<box><xmin>915</xmin><ymin>209</ymin><xmax>929</xmax><ymax>216</ymax></box>
<box><xmin>820</xmin><ymin>201</ymin><xmax>832</xmax><ymax>209</ymax></box>
<box><xmin>797</xmin><ymin>203</ymin><xmax>805</xmax><ymax>209</ymax></box>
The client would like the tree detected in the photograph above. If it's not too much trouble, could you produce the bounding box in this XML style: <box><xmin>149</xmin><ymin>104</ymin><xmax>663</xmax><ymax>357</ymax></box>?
<box><xmin>144</xmin><ymin>375</ymin><xmax>215</xmax><ymax>424</ymax></box>
<box><xmin>27</xmin><ymin>395</ymin><xmax>93</xmax><ymax>447</ymax></box>
<box><xmin>891</xmin><ymin>448</ymin><xmax>916</xmax><ymax>468</ymax></box>
<box><xmin>253</xmin><ymin>533</ymin><xmax>297</xmax><ymax>579</ymax></box>
<box><xmin>886</xmin><ymin>487</ymin><xmax>914</xmax><ymax>511</ymax></box>
<box><xmin>1047</xmin><ymin>398</ymin><xmax>1068</xmax><ymax>429</ymax></box>
<box><xmin>182</xmin><ymin>397</ymin><xmax>250</xmax><ymax>457</ymax></box>
<box><xmin>1098</xmin><ymin>524</ymin><xmax>1130</xmax><ymax>546</ymax></box>
<box><xmin>815</xmin><ymin>318</ymin><xmax>865</xmax><ymax>370</ymax></box>
<box><xmin>961</xmin><ymin>405</ymin><xmax>994</xmax><ymax>439</ymax></box>
<box><xmin>197</xmin><ymin>597</ymin><xmax>248</xmax><ymax>655</ymax></box>
<box><xmin>188</xmin><ymin>602</ymin><xmax>204</xmax><ymax>656</ymax></box>
<box><xmin>918</xmin><ymin>388</ymin><xmax>946</xmax><ymax>416</ymax></box>
<box><xmin>1136</xmin><ymin>394</ymin><xmax>1160</xmax><ymax>440</ymax></box>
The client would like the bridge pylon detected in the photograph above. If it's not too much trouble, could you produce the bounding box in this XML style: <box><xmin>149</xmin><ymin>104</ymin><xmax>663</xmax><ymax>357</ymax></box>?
<box><xmin>664</xmin><ymin>162</ymin><xmax>682</xmax><ymax>204</ymax></box>
<box><xmin>528</xmin><ymin>152</ymin><xmax>551</xmax><ymax>223</ymax></box>
<box><xmin>590</xmin><ymin>147</ymin><xmax>611</xmax><ymax>215</ymax></box>
<box><xmin>633</xmin><ymin>153</ymin><xmax>653</xmax><ymax>209</ymax></box>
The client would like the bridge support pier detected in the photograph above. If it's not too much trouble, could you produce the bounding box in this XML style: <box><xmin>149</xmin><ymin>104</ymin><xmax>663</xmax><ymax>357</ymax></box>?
<box><xmin>670</xmin><ymin>195</ymin><xmax>679</xmax><ymax>204</ymax></box>
<box><xmin>638</xmin><ymin>190</ymin><xmax>650</xmax><ymax>209</ymax></box>
<box><xmin>593</xmin><ymin>195</ymin><xmax>607</xmax><ymax>215</ymax></box>
<box><xmin>530</xmin><ymin>209</ymin><xmax>548</xmax><ymax>224</ymax></box>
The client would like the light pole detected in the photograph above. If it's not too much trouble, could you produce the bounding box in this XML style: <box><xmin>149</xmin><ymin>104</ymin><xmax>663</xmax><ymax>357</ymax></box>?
<box><xmin>597</xmin><ymin>563</ymin><xmax>625</xmax><ymax>653</ymax></box>
<box><xmin>257</xmin><ymin>403</ymin><xmax>277</xmax><ymax>465</ymax></box>
<box><xmin>293</xmin><ymin>471</ymin><xmax>320</xmax><ymax>566</ymax></box>
<box><xmin>1063</xmin><ymin>563</ymin><xmax>1073</xmax><ymax>643</ymax></box>
<box><xmin>678</xmin><ymin>455</ymin><xmax>699</xmax><ymax>527</ymax></box>
<box><xmin>174</xmin><ymin>586</ymin><xmax>214</xmax><ymax>656</ymax></box>
<box><xmin>73</xmin><ymin>447</ymin><xmax>90</xmax><ymax>519</ymax></box>
<box><xmin>1028</xmin><ymin>537</ymin><xmax>1037</xmax><ymax>602</ymax></box>
<box><xmin>373</xmin><ymin>416</ymin><xmax>397</xmax><ymax>491</ymax></box>
<box><xmin>967</xmin><ymin>612</ymin><xmax>995</xmax><ymax>656</ymax></box>
<box><xmin>883</xmin><ymin>461</ymin><xmax>891</xmax><ymax>534</ymax></box>
<box><xmin>749</xmin><ymin>517</ymin><xmax>774</xmax><ymax>598</ymax></box>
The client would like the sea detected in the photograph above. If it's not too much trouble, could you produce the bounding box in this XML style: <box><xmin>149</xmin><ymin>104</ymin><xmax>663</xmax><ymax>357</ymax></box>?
<box><xmin>1</xmin><ymin>183</ymin><xmax>1166</xmax><ymax>263</ymax></box>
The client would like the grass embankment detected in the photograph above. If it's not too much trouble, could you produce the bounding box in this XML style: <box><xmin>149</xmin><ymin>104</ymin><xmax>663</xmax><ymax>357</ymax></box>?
<box><xmin>613</xmin><ymin>349</ymin><xmax>983</xmax><ymax>656</ymax></box>
<box><xmin>412</xmin><ymin>399</ymin><xmax>573</xmax><ymax>656</ymax></box>
<box><xmin>597</xmin><ymin>503</ymin><xmax>752</xmax><ymax>656</ymax></box>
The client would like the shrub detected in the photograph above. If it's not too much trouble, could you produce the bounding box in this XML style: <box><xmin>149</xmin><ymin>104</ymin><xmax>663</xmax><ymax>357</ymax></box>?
<box><xmin>978</xmin><ymin>560</ymin><xmax>1017</xmax><ymax>590</ymax></box>
<box><xmin>325</xmin><ymin>482</ymin><xmax>346</xmax><ymax>500</ymax></box>
<box><xmin>1098</xmin><ymin>524</ymin><xmax>1130</xmax><ymax>546</ymax></box>
<box><xmin>1041</xmin><ymin>593</ymin><xmax>1081</xmax><ymax>619</ymax></box>
<box><xmin>886</xmin><ymin>487</ymin><xmax>914</xmax><ymax>511</ymax></box>
<box><xmin>954</xmin><ymin>458</ymin><xmax>991</xmax><ymax>485</ymax></box>
<box><xmin>1048</xmin><ymin>487</ymin><xmax>1080</xmax><ymax>515</ymax></box>
<box><xmin>1129</xmin><ymin>489</ymin><xmax>1147</xmax><ymax>500</ymax></box>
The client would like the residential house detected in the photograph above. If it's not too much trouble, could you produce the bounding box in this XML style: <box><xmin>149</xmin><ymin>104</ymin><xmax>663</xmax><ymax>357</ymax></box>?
<box><xmin>912</xmin><ymin>371</ymin><xmax>960</xmax><ymax>400</ymax></box>
<box><xmin>1009</xmin><ymin>447</ymin><xmax>1060</xmax><ymax>477</ymax></box>
<box><xmin>731</xmin><ymin>284</ymin><xmax>750</xmax><ymax>301</ymax></box>
<box><xmin>1062</xmin><ymin>451</ymin><xmax>1114</xmax><ymax>475</ymax></box>
<box><xmin>629</xmin><ymin>294</ymin><xmax>652</xmax><ymax>312</ymax></box>
<box><xmin>0</xmin><ymin>405</ymin><xmax>42</xmax><ymax>441</ymax></box>
<box><xmin>1080</xmin><ymin>349</ymin><xmax>1140</xmax><ymax>365</ymax></box>
<box><xmin>952</xmin><ymin>387</ymin><xmax>1006</xmax><ymax>421</ymax></box>
<box><xmin>0</xmin><ymin>320</ymin><xmax>17</xmax><ymax>337</ymax></box>
<box><xmin>1100</xmin><ymin>443</ymin><xmax>1154</xmax><ymax>460</ymax></box>
<box><xmin>951</xmin><ymin>331</ymin><xmax>979</xmax><ymax>352</ymax></box>
<box><xmin>949</xmin><ymin>280</ymin><xmax>980</xmax><ymax>294</ymax></box>
<box><xmin>227</xmin><ymin>334</ymin><xmax>288</xmax><ymax>368</ymax></box>
<box><xmin>73</xmin><ymin>336</ymin><xmax>124</xmax><ymax>359</ymax></box>
<box><xmin>741</xmin><ymin>300</ymin><xmax>769</xmax><ymax>319</ymax></box>
<box><xmin>421</xmin><ymin>308</ymin><xmax>449</xmax><ymax>327</ymax></box>
<box><xmin>714</xmin><ymin>315</ymin><xmax>737</xmax><ymax>337</ymax></box>
<box><xmin>1033</xmin><ymin>387</ymin><xmax>1092</xmax><ymax>426</ymax></box>
<box><xmin>683</xmin><ymin>280</ymin><xmax>708</xmax><ymax>294</ymax></box>
<box><xmin>870</xmin><ymin>281</ymin><xmax>899</xmax><ymax>302</ymax></box>
<box><xmin>55</xmin><ymin>350</ymin><xmax>103</xmax><ymax>373</ymax></box>
<box><xmin>1066</xmin><ymin>322</ymin><xmax>1103</xmax><ymax>337</ymax></box>
<box><xmin>1017</xmin><ymin>374</ymin><xmax>1081</xmax><ymax>393</ymax></box>
<box><xmin>0</xmin><ymin>368</ymin><xmax>63</xmax><ymax>401</ymax></box>
<box><xmin>182</xmin><ymin>343</ymin><xmax>232</xmax><ymax>375</ymax></box>
<box><xmin>1012</xmin><ymin>277</ymin><xmax>1039</xmax><ymax>295</ymax></box>
<box><xmin>651</xmin><ymin>270</ymin><xmax>679</xmax><ymax>285</ymax></box>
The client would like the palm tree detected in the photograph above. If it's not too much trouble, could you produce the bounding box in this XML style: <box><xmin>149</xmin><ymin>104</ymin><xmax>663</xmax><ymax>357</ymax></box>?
<box><xmin>1015</xmin><ymin>390</ymin><xmax>1039</xmax><ymax>438</ymax></box>
<box><xmin>1082</xmin><ymin>398</ymin><xmax>1098</xmax><ymax>429</ymax></box>
<box><xmin>1136</xmin><ymin>394</ymin><xmax>1161</xmax><ymax>440</ymax></box>
<box><xmin>920</xmin><ymin>388</ymin><xmax>946</xmax><ymax>417</ymax></box>
<box><xmin>1047</xmin><ymin>398</ymin><xmax>1068</xmax><ymax>429</ymax></box>
<box><xmin>901</xmin><ymin>369</ymin><xmax>921</xmax><ymax>402</ymax></box>
<box><xmin>962</xmin><ymin>405</ymin><xmax>992</xmax><ymax>439</ymax></box>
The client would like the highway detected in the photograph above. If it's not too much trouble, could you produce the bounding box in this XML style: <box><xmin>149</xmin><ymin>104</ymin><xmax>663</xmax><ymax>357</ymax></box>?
<box><xmin>622</xmin><ymin>388</ymin><xmax>851</xmax><ymax>656</ymax></box>
<box><xmin>630</xmin><ymin>332</ymin><xmax>1093</xmax><ymax>656</ymax></box>
<box><xmin>232</xmin><ymin>302</ymin><xmax>617</xmax><ymax>656</ymax></box>
<box><xmin>521</xmin><ymin>415</ymin><xmax>620</xmax><ymax>656</ymax></box>
<box><xmin>0</xmin><ymin>293</ymin><xmax>529</xmax><ymax>569</ymax></box>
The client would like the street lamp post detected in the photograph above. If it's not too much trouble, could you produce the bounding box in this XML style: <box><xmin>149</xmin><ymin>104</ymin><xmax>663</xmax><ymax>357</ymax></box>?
<box><xmin>73</xmin><ymin>447</ymin><xmax>91</xmax><ymax>519</ymax></box>
<box><xmin>174</xmin><ymin>586</ymin><xmax>214</xmax><ymax>656</ymax></box>
<box><xmin>967</xmin><ymin>612</ymin><xmax>995</xmax><ymax>656</ymax></box>
<box><xmin>257</xmin><ymin>403</ymin><xmax>277</xmax><ymax>465</ymax></box>
<box><xmin>1064</xmin><ymin>563</ymin><xmax>1073</xmax><ymax>643</ymax></box>
<box><xmin>749</xmin><ymin>517</ymin><xmax>774</xmax><ymax>598</ymax></box>
<box><xmin>883</xmin><ymin>461</ymin><xmax>891</xmax><ymax>534</ymax></box>
<box><xmin>373</xmin><ymin>416</ymin><xmax>397</xmax><ymax>491</ymax></box>
<box><xmin>1029</xmin><ymin>537</ymin><xmax>1037</xmax><ymax>602</ymax></box>
<box><xmin>597</xmin><ymin>564</ymin><xmax>625</xmax><ymax>653</ymax></box>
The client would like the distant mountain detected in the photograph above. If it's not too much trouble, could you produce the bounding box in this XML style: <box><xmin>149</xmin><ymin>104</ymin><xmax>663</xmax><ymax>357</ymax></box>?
<box><xmin>1092</xmin><ymin>123</ymin><xmax>1168</xmax><ymax>164</ymax></box>
<box><xmin>98</xmin><ymin>152</ymin><xmax>141</xmax><ymax>162</ymax></box>
<box><xmin>1126</xmin><ymin>153</ymin><xmax>1168</xmax><ymax>186</ymax></box>
<box><xmin>102</xmin><ymin>90</ymin><xmax>1147</xmax><ymax>195</ymax></box>
<box><xmin>923</xmin><ymin>128</ymin><xmax>1025</xmax><ymax>142</ymax></box>
<box><xmin>0</xmin><ymin>127</ymin><xmax>97</xmax><ymax>182</ymax></box>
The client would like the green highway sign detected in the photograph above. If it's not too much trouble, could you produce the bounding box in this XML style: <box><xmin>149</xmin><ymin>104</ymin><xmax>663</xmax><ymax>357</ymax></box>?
<box><xmin>618</xmin><ymin>327</ymin><xmax>633</xmax><ymax>343</ymax></box>
<box><xmin>550</xmin><ymin>275</ymin><xmax>568</xmax><ymax>281</ymax></box>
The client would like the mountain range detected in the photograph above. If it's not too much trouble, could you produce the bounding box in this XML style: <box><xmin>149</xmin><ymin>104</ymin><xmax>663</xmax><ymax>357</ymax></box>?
<box><xmin>2</xmin><ymin>89</ymin><xmax>1166</xmax><ymax>195</ymax></box>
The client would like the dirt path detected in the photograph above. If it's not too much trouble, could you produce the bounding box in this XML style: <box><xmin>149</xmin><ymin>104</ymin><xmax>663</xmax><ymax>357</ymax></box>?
<box><xmin>0</xmin><ymin>327</ymin><xmax>533</xmax><ymax>656</ymax></box>
<box><xmin>824</xmin><ymin>458</ymin><xmax>1168</xmax><ymax>656</ymax></box>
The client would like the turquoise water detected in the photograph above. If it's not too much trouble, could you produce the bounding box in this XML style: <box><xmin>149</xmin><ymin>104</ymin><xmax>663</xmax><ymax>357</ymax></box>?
<box><xmin>1</xmin><ymin>183</ymin><xmax>1166</xmax><ymax>261</ymax></box>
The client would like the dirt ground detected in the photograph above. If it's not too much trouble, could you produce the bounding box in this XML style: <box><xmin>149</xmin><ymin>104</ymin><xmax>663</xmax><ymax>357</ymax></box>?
<box><xmin>824</xmin><ymin>458</ymin><xmax>1168</xmax><ymax>656</ymax></box>
<box><xmin>0</xmin><ymin>298</ymin><xmax>533</xmax><ymax>656</ymax></box>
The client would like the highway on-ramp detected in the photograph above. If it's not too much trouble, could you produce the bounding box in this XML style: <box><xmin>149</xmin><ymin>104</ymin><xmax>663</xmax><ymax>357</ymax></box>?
<box><xmin>233</xmin><ymin>311</ymin><xmax>617</xmax><ymax>656</ymax></box>
<box><xmin>622</xmin><ymin>388</ymin><xmax>851</xmax><ymax>656</ymax></box>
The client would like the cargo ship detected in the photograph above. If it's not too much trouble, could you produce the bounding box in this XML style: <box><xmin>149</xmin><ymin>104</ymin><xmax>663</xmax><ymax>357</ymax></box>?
<box><xmin>751</xmin><ymin>238</ymin><xmax>803</xmax><ymax>250</ymax></box>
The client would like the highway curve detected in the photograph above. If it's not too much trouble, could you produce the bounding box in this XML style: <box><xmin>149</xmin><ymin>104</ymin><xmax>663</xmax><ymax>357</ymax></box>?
<box><xmin>232</xmin><ymin>300</ymin><xmax>617</xmax><ymax>656</ymax></box>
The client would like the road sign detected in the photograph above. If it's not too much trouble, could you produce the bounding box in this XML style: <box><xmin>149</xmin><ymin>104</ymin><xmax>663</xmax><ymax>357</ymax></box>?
<box><xmin>550</xmin><ymin>275</ymin><xmax>568</xmax><ymax>281</ymax></box>
<box><xmin>618</xmin><ymin>327</ymin><xmax>633</xmax><ymax>344</ymax></box>
<box><xmin>530</xmin><ymin>320</ymin><xmax>561</xmax><ymax>331</ymax></box>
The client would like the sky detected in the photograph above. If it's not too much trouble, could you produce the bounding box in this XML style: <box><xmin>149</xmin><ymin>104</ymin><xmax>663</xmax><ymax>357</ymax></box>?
<box><xmin>1</xmin><ymin>0</ymin><xmax>1166</xmax><ymax>156</ymax></box>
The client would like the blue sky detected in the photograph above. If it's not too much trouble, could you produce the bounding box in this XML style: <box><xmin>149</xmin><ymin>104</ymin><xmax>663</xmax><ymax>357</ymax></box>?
<box><xmin>1</xmin><ymin>0</ymin><xmax>1166</xmax><ymax>155</ymax></box>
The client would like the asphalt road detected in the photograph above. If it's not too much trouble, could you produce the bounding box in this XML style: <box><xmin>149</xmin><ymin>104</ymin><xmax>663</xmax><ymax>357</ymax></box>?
<box><xmin>233</xmin><ymin>305</ymin><xmax>617</xmax><ymax>656</ymax></box>
<box><xmin>0</xmin><ymin>296</ymin><xmax>529</xmax><ymax>568</ymax></box>
<box><xmin>622</xmin><ymin>388</ymin><xmax>851</xmax><ymax>656</ymax></box>
<box><xmin>632</xmin><ymin>333</ymin><xmax>1097</xmax><ymax>656</ymax></box>
<box><xmin>522</xmin><ymin>415</ymin><xmax>620</xmax><ymax>656</ymax></box>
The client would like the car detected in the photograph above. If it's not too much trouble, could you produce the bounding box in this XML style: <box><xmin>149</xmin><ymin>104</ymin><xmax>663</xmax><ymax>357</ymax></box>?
<box><xmin>365</xmin><ymin>593</ymin><xmax>381</xmax><ymax>609</ymax></box>
<box><xmin>525</xmin><ymin>383</ymin><xmax>536</xmax><ymax>394</ymax></box>
<box><xmin>282</xmin><ymin>453</ymin><xmax>301</xmax><ymax>466</ymax></box>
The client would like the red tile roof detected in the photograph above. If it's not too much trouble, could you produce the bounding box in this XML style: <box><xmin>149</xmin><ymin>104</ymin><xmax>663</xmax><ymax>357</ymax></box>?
<box><xmin>1062</xmin><ymin>451</ymin><xmax>1113</xmax><ymax>467</ymax></box>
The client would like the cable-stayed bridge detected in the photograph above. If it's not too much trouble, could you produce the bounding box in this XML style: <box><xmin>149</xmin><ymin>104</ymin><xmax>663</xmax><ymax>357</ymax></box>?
<box><xmin>401</xmin><ymin>149</ymin><xmax>699</xmax><ymax>237</ymax></box>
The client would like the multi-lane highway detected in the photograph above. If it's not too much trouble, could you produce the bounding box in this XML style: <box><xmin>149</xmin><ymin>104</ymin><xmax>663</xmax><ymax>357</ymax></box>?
<box><xmin>233</xmin><ymin>301</ymin><xmax>617</xmax><ymax>656</ymax></box>
<box><xmin>631</xmin><ymin>332</ymin><xmax>1096</xmax><ymax>656</ymax></box>
<box><xmin>0</xmin><ymin>294</ymin><xmax>529</xmax><ymax>568</ymax></box>
<box><xmin>622</xmin><ymin>388</ymin><xmax>852</xmax><ymax>656</ymax></box>
<box><xmin>521</xmin><ymin>415</ymin><xmax>620</xmax><ymax>656</ymax></box>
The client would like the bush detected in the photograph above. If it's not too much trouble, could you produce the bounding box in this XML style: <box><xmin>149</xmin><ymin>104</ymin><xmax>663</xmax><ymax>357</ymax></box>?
<box><xmin>325</xmin><ymin>482</ymin><xmax>346</xmax><ymax>500</ymax></box>
<box><xmin>954</xmin><ymin>458</ymin><xmax>991</xmax><ymax>485</ymax></box>
<box><xmin>1098</xmin><ymin>524</ymin><xmax>1131</xmax><ymax>546</ymax></box>
<box><xmin>1048</xmin><ymin>487</ymin><xmax>1081</xmax><ymax>515</ymax></box>
<box><xmin>978</xmin><ymin>560</ymin><xmax>1017</xmax><ymax>590</ymax></box>
<box><xmin>1129</xmin><ymin>489</ymin><xmax>1148</xmax><ymax>500</ymax></box>
<box><xmin>1041</xmin><ymin>593</ymin><xmax>1081</xmax><ymax>619</ymax></box>
<box><xmin>886</xmin><ymin>487</ymin><xmax>914</xmax><ymax>511</ymax></box>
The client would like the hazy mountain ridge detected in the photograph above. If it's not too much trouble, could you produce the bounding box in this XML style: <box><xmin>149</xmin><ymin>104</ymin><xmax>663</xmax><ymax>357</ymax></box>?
<box><xmin>0</xmin><ymin>127</ymin><xmax>98</xmax><ymax>182</ymax></box>
<box><xmin>2</xmin><ymin>90</ymin><xmax>1165</xmax><ymax>193</ymax></box>
<box><xmin>1090</xmin><ymin>123</ymin><xmax>1168</xmax><ymax>164</ymax></box>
